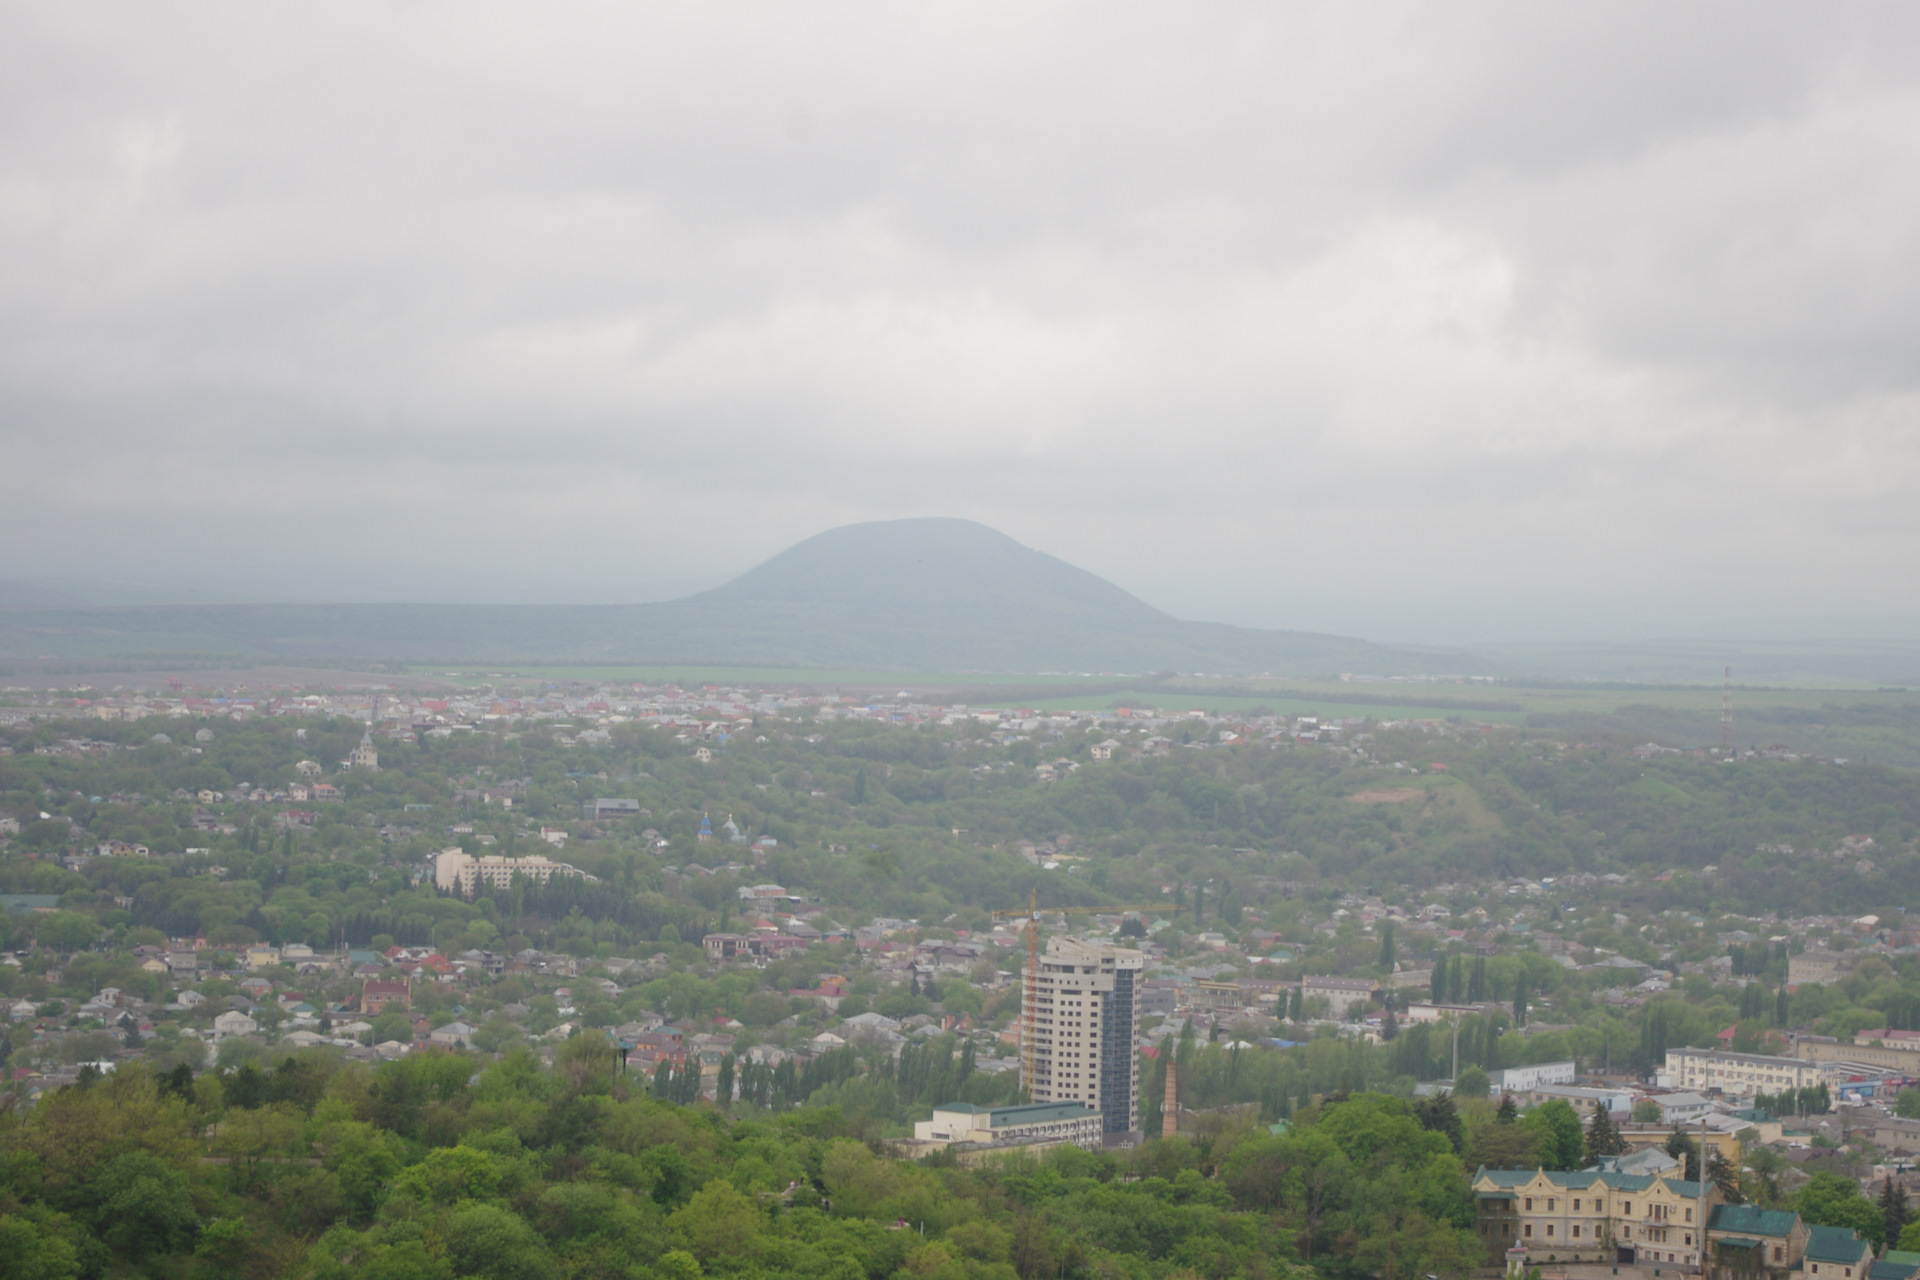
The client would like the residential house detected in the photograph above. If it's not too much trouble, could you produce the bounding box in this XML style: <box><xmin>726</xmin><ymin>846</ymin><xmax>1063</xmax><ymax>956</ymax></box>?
<box><xmin>213</xmin><ymin>1010</ymin><xmax>259</xmax><ymax>1037</ymax></box>
<box><xmin>1704</xmin><ymin>1204</ymin><xmax>1809</xmax><ymax>1280</ymax></box>
<box><xmin>1802</xmin><ymin>1225</ymin><xmax>1874</xmax><ymax>1280</ymax></box>
<box><xmin>362</xmin><ymin>979</ymin><xmax>411</xmax><ymax>1014</ymax></box>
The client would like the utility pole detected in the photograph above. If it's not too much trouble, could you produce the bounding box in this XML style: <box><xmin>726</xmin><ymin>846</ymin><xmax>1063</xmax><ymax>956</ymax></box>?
<box><xmin>1697</xmin><ymin>1115</ymin><xmax>1711</xmax><ymax>1277</ymax></box>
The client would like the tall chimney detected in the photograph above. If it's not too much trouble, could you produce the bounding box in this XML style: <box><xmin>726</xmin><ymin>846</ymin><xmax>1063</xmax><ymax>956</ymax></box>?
<box><xmin>1163</xmin><ymin>1061</ymin><xmax>1178</xmax><ymax>1139</ymax></box>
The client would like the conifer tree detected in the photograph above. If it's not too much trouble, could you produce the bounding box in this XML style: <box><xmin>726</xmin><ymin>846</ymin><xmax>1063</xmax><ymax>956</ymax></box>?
<box><xmin>1883</xmin><ymin>1175</ymin><xmax>1910</xmax><ymax>1250</ymax></box>
<box><xmin>1585</xmin><ymin>1105</ymin><xmax>1627</xmax><ymax>1161</ymax></box>
<box><xmin>1708</xmin><ymin>1146</ymin><xmax>1743</xmax><ymax>1203</ymax></box>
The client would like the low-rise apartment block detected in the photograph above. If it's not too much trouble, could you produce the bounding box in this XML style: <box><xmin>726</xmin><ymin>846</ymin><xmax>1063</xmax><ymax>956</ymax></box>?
<box><xmin>1662</xmin><ymin>1048</ymin><xmax>1821</xmax><ymax>1095</ymax></box>
<box><xmin>1299</xmin><ymin>975</ymin><xmax>1379</xmax><ymax>1018</ymax></box>
<box><xmin>434</xmin><ymin>848</ymin><xmax>592</xmax><ymax>897</ymax></box>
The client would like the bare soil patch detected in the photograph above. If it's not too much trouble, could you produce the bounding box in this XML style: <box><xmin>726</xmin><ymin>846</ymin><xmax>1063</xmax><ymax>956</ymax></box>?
<box><xmin>1345</xmin><ymin>787</ymin><xmax>1427</xmax><ymax>804</ymax></box>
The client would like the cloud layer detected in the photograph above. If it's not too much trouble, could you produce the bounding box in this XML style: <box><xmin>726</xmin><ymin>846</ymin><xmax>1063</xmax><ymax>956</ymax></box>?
<box><xmin>5</xmin><ymin>3</ymin><xmax>1920</xmax><ymax>643</ymax></box>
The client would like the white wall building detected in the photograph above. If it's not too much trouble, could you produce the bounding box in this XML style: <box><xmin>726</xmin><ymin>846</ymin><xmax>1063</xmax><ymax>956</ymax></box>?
<box><xmin>1488</xmin><ymin>1060</ymin><xmax>1578</xmax><ymax>1092</ymax></box>
<box><xmin>434</xmin><ymin>848</ymin><xmax>593</xmax><ymax>897</ymax></box>
<box><xmin>1661</xmin><ymin>1047</ymin><xmax>1821</xmax><ymax>1095</ymax></box>
<box><xmin>914</xmin><ymin>1101</ymin><xmax>1104</xmax><ymax>1150</ymax></box>
<box><xmin>1026</xmin><ymin>936</ymin><xmax>1144</xmax><ymax>1137</ymax></box>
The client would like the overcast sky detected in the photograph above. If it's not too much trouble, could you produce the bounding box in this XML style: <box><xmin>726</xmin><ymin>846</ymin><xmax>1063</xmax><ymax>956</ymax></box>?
<box><xmin>5</xmin><ymin>4</ymin><xmax>1920</xmax><ymax>643</ymax></box>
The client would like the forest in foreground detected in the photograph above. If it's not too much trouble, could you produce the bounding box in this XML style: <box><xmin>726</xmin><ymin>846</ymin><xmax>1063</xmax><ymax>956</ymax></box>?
<box><xmin>0</xmin><ymin>1038</ymin><xmax>1510</xmax><ymax>1280</ymax></box>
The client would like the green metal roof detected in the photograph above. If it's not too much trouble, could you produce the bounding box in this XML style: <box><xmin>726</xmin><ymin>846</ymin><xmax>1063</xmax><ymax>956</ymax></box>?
<box><xmin>1590</xmin><ymin>1171</ymin><xmax>1655</xmax><ymax>1190</ymax></box>
<box><xmin>1871</xmin><ymin>1262</ymin><xmax>1920</xmax><ymax>1280</ymax></box>
<box><xmin>1806</xmin><ymin>1225</ymin><xmax>1871</xmax><ymax>1265</ymax></box>
<box><xmin>1710</xmin><ymin>1205</ymin><xmax>1799</xmax><ymax>1239</ymax></box>
<box><xmin>1716</xmin><ymin>1238</ymin><xmax>1764</xmax><ymax>1250</ymax></box>
<box><xmin>1477</xmin><ymin>1191</ymin><xmax>1518</xmax><ymax>1200</ymax></box>
<box><xmin>982</xmin><ymin>1101</ymin><xmax>1100</xmax><ymax>1127</ymax></box>
<box><xmin>1882</xmin><ymin>1253</ymin><xmax>1920</xmax><ymax>1267</ymax></box>
<box><xmin>1475</xmin><ymin>1168</ymin><xmax>1610</xmax><ymax>1190</ymax></box>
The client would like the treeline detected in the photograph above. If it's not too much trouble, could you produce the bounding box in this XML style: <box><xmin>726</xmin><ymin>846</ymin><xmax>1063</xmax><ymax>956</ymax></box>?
<box><xmin>0</xmin><ymin>1040</ymin><xmax>1493</xmax><ymax>1280</ymax></box>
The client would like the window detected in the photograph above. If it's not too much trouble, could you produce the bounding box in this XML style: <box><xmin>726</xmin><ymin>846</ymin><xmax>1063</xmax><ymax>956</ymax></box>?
<box><xmin>1686</xmin><ymin>1209</ymin><xmax>1693</xmax><ymax>1223</ymax></box>
<box><xmin>1812</xmin><ymin>1265</ymin><xmax>1820</xmax><ymax>1275</ymax></box>
<box><xmin>1573</xmin><ymin>1199</ymin><xmax>1582</xmax><ymax>1212</ymax></box>
<box><xmin>1524</xmin><ymin>1225</ymin><xmax>1533</xmax><ymax>1239</ymax></box>
<box><xmin>1573</xmin><ymin>1227</ymin><xmax>1582</xmax><ymax>1239</ymax></box>
<box><xmin>1775</xmin><ymin>1249</ymin><xmax>1785</xmax><ymax>1263</ymax></box>
<box><xmin>1525</xmin><ymin>1198</ymin><xmax>1533</xmax><ymax>1211</ymax></box>
<box><xmin>1549</xmin><ymin>1199</ymin><xmax>1557</xmax><ymax>1212</ymax></box>
<box><xmin>1624</xmin><ymin>1203</ymin><xmax>1632</xmax><ymax>1215</ymax></box>
<box><xmin>1547</xmin><ymin>1226</ymin><xmax>1555</xmax><ymax>1238</ymax></box>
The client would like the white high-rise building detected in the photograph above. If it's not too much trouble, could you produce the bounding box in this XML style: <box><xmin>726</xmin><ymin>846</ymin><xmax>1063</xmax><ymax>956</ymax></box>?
<box><xmin>1025</xmin><ymin>936</ymin><xmax>1144</xmax><ymax>1138</ymax></box>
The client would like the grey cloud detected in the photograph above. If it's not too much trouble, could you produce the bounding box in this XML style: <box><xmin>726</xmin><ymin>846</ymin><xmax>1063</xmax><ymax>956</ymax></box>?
<box><xmin>3</xmin><ymin>3</ymin><xmax>1919</xmax><ymax>642</ymax></box>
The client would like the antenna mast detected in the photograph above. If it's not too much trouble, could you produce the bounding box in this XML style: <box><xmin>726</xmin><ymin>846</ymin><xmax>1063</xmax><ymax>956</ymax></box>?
<box><xmin>1720</xmin><ymin>665</ymin><xmax>1732</xmax><ymax>750</ymax></box>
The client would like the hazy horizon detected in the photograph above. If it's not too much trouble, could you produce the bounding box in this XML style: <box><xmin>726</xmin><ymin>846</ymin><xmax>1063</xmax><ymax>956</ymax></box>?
<box><xmin>7</xmin><ymin>6</ymin><xmax>1920</xmax><ymax>647</ymax></box>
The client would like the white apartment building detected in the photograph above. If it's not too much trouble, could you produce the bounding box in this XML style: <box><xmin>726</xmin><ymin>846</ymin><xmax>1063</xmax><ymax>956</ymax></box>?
<box><xmin>1026</xmin><ymin>936</ymin><xmax>1144</xmax><ymax>1137</ymax></box>
<box><xmin>434</xmin><ymin>848</ymin><xmax>592</xmax><ymax>897</ymax></box>
<box><xmin>1662</xmin><ymin>1047</ymin><xmax>1821</xmax><ymax>1095</ymax></box>
<box><xmin>1489</xmin><ymin>1061</ymin><xmax>1577</xmax><ymax>1092</ymax></box>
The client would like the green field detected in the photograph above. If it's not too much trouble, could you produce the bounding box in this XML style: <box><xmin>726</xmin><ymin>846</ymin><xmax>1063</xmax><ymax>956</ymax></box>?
<box><xmin>406</xmin><ymin>665</ymin><xmax>1920</xmax><ymax>766</ymax></box>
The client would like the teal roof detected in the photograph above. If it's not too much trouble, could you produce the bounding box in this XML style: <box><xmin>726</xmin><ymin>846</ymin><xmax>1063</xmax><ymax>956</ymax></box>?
<box><xmin>1475</xmin><ymin>1167</ymin><xmax>1703</xmax><ymax>1196</ymax></box>
<box><xmin>1717</xmin><ymin>1238</ymin><xmax>1764</xmax><ymax>1250</ymax></box>
<box><xmin>1882</xmin><ymin>1253</ymin><xmax>1920</xmax><ymax>1267</ymax></box>
<box><xmin>0</xmin><ymin>894</ymin><xmax>59</xmax><ymax>911</ymax></box>
<box><xmin>1594</xmin><ymin>1171</ymin><xmax>1658</xmax><ymax>1190</ymax></box>
<box><xmin>1710</xmin><ymin>1205</ymin><xmax>1799</xmax><ymax>1239</ymax></box>
<box><xmin>1871</xmin><ymin>1262</ymin><xmax>1920</xmax><ymax>1280</ymax></box>
<box><xmin>1806</xmin><ymin>1225</ymin><xmax>1872</xmax><ymax>1266</ymax></box>
<box><xmin>985</xmin><ymin>1101</ymin><xmax>1099</xmax><ymax>1127</ymax></box>
<box><xmin>1475</xmin><ymin>1168</ymin><xmax>1612</xmax><ymax>1190</ymax></box>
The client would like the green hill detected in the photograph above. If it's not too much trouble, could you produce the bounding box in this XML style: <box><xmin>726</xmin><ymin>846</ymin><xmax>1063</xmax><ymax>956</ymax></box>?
<box><xmin>0</xmin><ymin>518</ymin><xmax>1475</xmax><ymax>676</ymax></box>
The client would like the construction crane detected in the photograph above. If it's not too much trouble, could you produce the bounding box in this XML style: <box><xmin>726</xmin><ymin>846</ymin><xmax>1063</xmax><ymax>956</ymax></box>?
<box><xmin>990</xmin><ymin>890</ymin><xmax>1176</xmax><ymax>1098</ymax></box>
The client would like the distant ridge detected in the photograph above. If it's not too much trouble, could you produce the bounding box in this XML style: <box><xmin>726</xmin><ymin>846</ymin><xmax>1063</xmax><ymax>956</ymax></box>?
<box><xmin>0</xmin><ymin>518</ymin><xmax>1477</xmax><ymax>676</ymax></box>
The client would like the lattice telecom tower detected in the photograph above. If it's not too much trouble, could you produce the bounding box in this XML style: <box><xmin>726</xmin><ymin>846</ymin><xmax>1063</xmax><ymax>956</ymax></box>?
<box><xmin>1721</xmin><ymin>665</ymin><xmax>1732</xmax><ymax>749</ymax></box>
